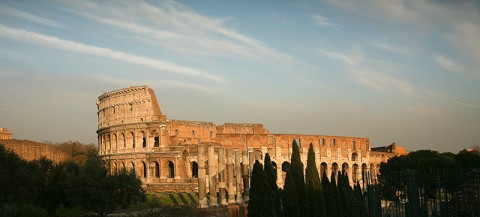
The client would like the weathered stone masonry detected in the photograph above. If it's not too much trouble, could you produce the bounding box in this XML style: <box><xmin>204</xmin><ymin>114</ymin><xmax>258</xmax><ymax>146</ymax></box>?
<box><xmin>96</xmin><ymin>85</ymin><xmax>402</xmax><ymax>206</ymax></box>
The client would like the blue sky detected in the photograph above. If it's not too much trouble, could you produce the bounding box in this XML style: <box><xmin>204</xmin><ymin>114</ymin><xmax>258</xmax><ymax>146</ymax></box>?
<box><xmin>0</xmin><ymin>0</ymin><xmax>479</xmax><ymax>152</ymax></box>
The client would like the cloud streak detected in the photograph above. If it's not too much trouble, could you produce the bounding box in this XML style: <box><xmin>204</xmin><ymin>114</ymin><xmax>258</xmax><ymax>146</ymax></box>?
<box><xmin>318</xmin><ymin>48</ymin><xmax>415</xmax><ymax>96</ymax></box>
<box><xmin>0</xmin><ymin>6</ymin><xmax>65</xmax><ymax>28</ymax></box>
<box><xmin>434</xmin><ymin>54</ymin><xmax>463</xmax><ymax>73</ymax></box>
<box><xmin>0</xmin><ymin>24</ymin><xmax>224</xmax><ymax>83</ymax></box>
<box><xmin>310</xmin><ymin>14</ymin><xmax>338</xmax><ymax>29</ymax></box>
<box><xmin>92</xmin><ymin>74</ymin><xmax>217</xmax><ymax>94</ymax></box>
<box><xmin>60</xmin><ymin>0</ymin><xmax>294</xmax><ymax>64</ymax></box>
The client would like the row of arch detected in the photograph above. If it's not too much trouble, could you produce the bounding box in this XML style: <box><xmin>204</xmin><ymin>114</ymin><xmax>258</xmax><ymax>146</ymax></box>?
<box><xmin>99</xmin><ymin>130</ymin><xmax>161</xmax><ymax>152</ymax></box>
<box><xmin>110</xmin><ymin>160</ymin><xmax>179</xmax><ymax>179</ymax></box>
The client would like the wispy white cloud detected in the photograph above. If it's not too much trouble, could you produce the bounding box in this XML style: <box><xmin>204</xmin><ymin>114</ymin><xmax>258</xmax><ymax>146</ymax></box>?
<box><xmin>370</xmin><ymin>41</ymin><xmax>413</xmax><ymax>56</ymax></box>
<box><xmin>0</xmin><ymin>24</ymin><xmax>224</xmax><ymax>83</ymax></box>
<box><xmin>351</xmin><ymin>67</ymin><xmax>414</xmax><ymax>96</ymax></box>
<box><xmin>318</xmin><ymin>48</ymin><xmax>415</xmax><ymax>96</ymax></box>
<box><xmin>452</xmin><ymin>100</ymin><xmax>480</xmax><ymax>109</ymax></box>
<box><xmin>93</xmin><ymin>74</ymin><xmax>216</xmax><ymax>94</ymax></box>
<box><xmin>310</xmin><ymin>14</ymin><xmax>338</xmax><ymax>29</ymax></box>
<box><xmin>446</xmin><ymin>22</ymin><xmax>480</xmax><ymax>76</ymax></box>
<box><xmin>434</xmin><ymin>54</ymin><xmax>463</xmax><ymax>73</ymax></box>
<box><xmin>323</xmin><ymin>0</ymin><xmax>421</xmax><ymax>25</ymax></box>
<box><xmin>59</xmin><ymin>0</ymin><xmax>294</xmax><ymax>64</ymax></box>
<box><xmin>0</xmin><ymin>6</ymin><xmax>65</xmax><ymax>28</ymax></box>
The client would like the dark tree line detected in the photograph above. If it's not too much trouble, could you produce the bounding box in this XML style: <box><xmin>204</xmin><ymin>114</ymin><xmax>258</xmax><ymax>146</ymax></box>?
<box><xmin>0</xmin><ymin>144</ymin><xmax>145</xmax><ymax>217</ymax></box>
<box><xmin>379</xmin><ymin>149</ymin><xmax>480</xmax><ymax>201</ymax></box>
<box><xmin>248</xmin><ymin>141</ymin><xmax>367</xmax><ymax>217</ymax></box>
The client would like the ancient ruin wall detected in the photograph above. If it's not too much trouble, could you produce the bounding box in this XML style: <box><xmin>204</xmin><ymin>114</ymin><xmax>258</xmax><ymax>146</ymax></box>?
<box><xmin>0</xmin><ymin>139</ymin><xmax>68</xmax><ymax>163</ymax></box>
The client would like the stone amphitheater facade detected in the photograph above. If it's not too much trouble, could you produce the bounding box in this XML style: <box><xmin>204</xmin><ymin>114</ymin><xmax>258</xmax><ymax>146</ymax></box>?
<box><xmin>96</xmin><ymin>85</ymin><xmax>403</xmax><ymax>205</ymax></box>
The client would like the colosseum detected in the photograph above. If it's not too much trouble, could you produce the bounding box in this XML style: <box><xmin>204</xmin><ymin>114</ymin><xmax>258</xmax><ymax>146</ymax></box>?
<box><xmin>96</xmin><ymin>85</ymin><xmax>404</xmax><ymax>206</ymax></box>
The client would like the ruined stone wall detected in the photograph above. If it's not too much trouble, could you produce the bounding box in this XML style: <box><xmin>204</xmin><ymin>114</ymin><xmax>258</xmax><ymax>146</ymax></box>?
<box><xmin>217</xmin><ymin>123</ymin><xmax>269</xmax><ymax>135</ymax></box>
<box><xmin>0</xmin><ymin>139</ymin><xmax>68</xmax><ymax>163</ymax></box>
<box><xmin>168</xmin><ymin>120</ymin><xmax>216</xmax><ymax>145</ymax></box>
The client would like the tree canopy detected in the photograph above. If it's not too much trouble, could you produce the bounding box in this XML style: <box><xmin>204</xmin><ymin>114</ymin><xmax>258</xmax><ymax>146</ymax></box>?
<box><xmin>0</xmin><ymin>143</ymin><xmax>145</xmax><ymax>217</ymax></box>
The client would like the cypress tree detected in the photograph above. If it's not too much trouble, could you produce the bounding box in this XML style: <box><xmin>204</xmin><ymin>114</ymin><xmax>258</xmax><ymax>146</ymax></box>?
<box><xmin>322</xmin><ymin>170</ymin><xmax>337</xmax><ymax>217</ymax></box>
<box><xmin>282</xmin><ymin>169</ymin><xmax>300</xmax><ymax>217</ymax></box>
<box><xmin>290</xmin><ymin>139</ymin><xmax>306</xmax><ymax>216</ymax></box>
<box><xmin>354</xmin><ymin>183</ymin><xmax>367</xmax><ymax>217</ymax></box>
<box><xmin>305</xmin><ymin>144</ymin><xmax>321</xmax><ymax>190</ymax></box>
<box><xmin>337</xmin><ymin>172</ymin><xmax>353</xmax><ymax>217</ymax></box>
<box><xmin>305</xmin><ymin>143</ymin><xmax>326</xmax><ymax>217</ymax></box>
<box><xmin>331</xmin><ymin>171</ymin><xmax>342</xmax><ymax>217</ymax></box>
<box><xmin>249</xmin><ymin>160</ymin><xmax>268</xmax><ymax>217</ymax></box>
<box><xmin>264</xmin><ymin>153</ymin><xmax>282</xmax><ymax>217</ymax></box>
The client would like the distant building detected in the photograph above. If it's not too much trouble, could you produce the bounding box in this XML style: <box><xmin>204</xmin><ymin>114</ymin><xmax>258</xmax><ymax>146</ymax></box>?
<box><xmin>371</xmin><ymin>143</ymin><xmax>408</xmax><ymax>156</ymax></box>
<box><xmin>0</xmin><ymin>128</ymin><xmax>13</xmax><ymax>140</ymax></box>
<box><xmin>96</xmin><ymin>85</ymin><xmax>404</xmax><ymax>198</ymax></box>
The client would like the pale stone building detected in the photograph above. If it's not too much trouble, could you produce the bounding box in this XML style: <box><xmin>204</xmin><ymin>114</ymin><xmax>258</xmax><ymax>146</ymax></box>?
<box><xmin>0</xmin><ymin>128</ymin><xmax>13</xmax><ymax>140</ymax></box>
<box><xmin>96</xmin><ymin>85</ymin><xmax>402</xmax><ymax>198</ymax></box>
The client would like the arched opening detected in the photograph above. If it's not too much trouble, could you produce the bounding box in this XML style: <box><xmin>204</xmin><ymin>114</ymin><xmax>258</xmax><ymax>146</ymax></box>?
<box><xmin>154</xmin><ymin>161</ymin><xmax>160</xmax><ymax>178</ymax></box>
<box><xmin>353</xmin><ymin>164</ymin><xmax>359</xmax><ymax>183</ymax></box>
<box><xmin>332</xmin><ymin>163</ymin><xmax>339</xmax><ymax>181</ymax></box>
<box><xmin>121</xmin><ymin>162</ymin><xmax>126</xmax><ymax>170</ymax></box>
<box><xmin>153</xmin><ymin>130</ymin><xmax>159</xmax><ymax>147</ymax></box>
<box><xmin>320</xmin><ymin>162</ymin><xmax>327</xmax><ymax>179</ymax></box>
<box><xmin>142</xmin><ymin>131</ymin><xmax>146</xmax><ymax>148</ymax></box>
<box><xmin>192</xmin><ymin>162</ymin><xmax>198</xmax><ymax>178</ymax></box>
<box><xmin>272</xmin><ymin>161</ymin><xmax>278</xmax><ymax>180</ymax></box>
<box><xmin>131</xmin><ymin>132</ymin><xmax>135</xmax><ymax>148</ymax></box>
<box><xmin>342</xmin><ymin>162</ymin><xmax>349</xmax><ymax>175</ymax></box>
<box><xmin>130</xmin><ymin>162</ymin><xmax>135</xmax><ymax>173</ymax></box>
<box><xmin>352</xmin><ymin>153</ymin><xmax>358</xmax><ymax>161</ymax></box>
<box><xmin>362</xmin><ymin>163</ymin><xmax>368</xmax><ymax>183</ymax></box>
<box><xmin>168</xmin><ymin>161</ymin><xmax>175</xmax><ymax>178</ymax></box>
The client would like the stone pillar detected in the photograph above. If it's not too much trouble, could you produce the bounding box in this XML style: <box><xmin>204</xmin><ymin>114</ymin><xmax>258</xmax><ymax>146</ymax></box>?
<box><xmin>208</xmin><ymin>146</ymin><xmax>218</xmax><ymax>206</ymax></box>
<box><xmin>198</xmin><ymin>146</ymin><xmax>208</xmax><ymax>208</ymax></box>
<box><xmin>234</xmin><ymin>149</ymin><xmax>243</xmax><ymax>204</ymax></box>
<box><xmin>248</xmin><ymin>148</ymin><xmax>254</xmax><ymax>176</ymax></box>
<box><xmin>227</xmin><ymin>149</ymin><xmax>235</xmax><ymax>204</ymax></box>
<box><xmin>327</xmin><ymin>165</ymin><xmax>332</xmax><ymax>182</ymax></box>
<box><xmin>174</xmin><ymin>157</ymin><xmax>180</xmax><ymax>179</ymax></box>
<box><xmin>276</xmin><ymin>147</ymin><xmax>283</xmax><ymax>187</ymax></box>
<box><xmin>145</xmin><ymin>129</ymin><xmax>149</xmax><ymax>148</ymax></box>
<box><xmin>348</xmin><ymin>166</ymin><xmax>353</xmax><ymax>186</ymax></box>
<box><xmin>242</xmin><ymin>151</ymin><xmax>250</xmax><ymax>202</ymax></box>
<box><xmin>218</xmin><ymin>148</ymin><xmax>227</xmax><ymax>206</ymax></box>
